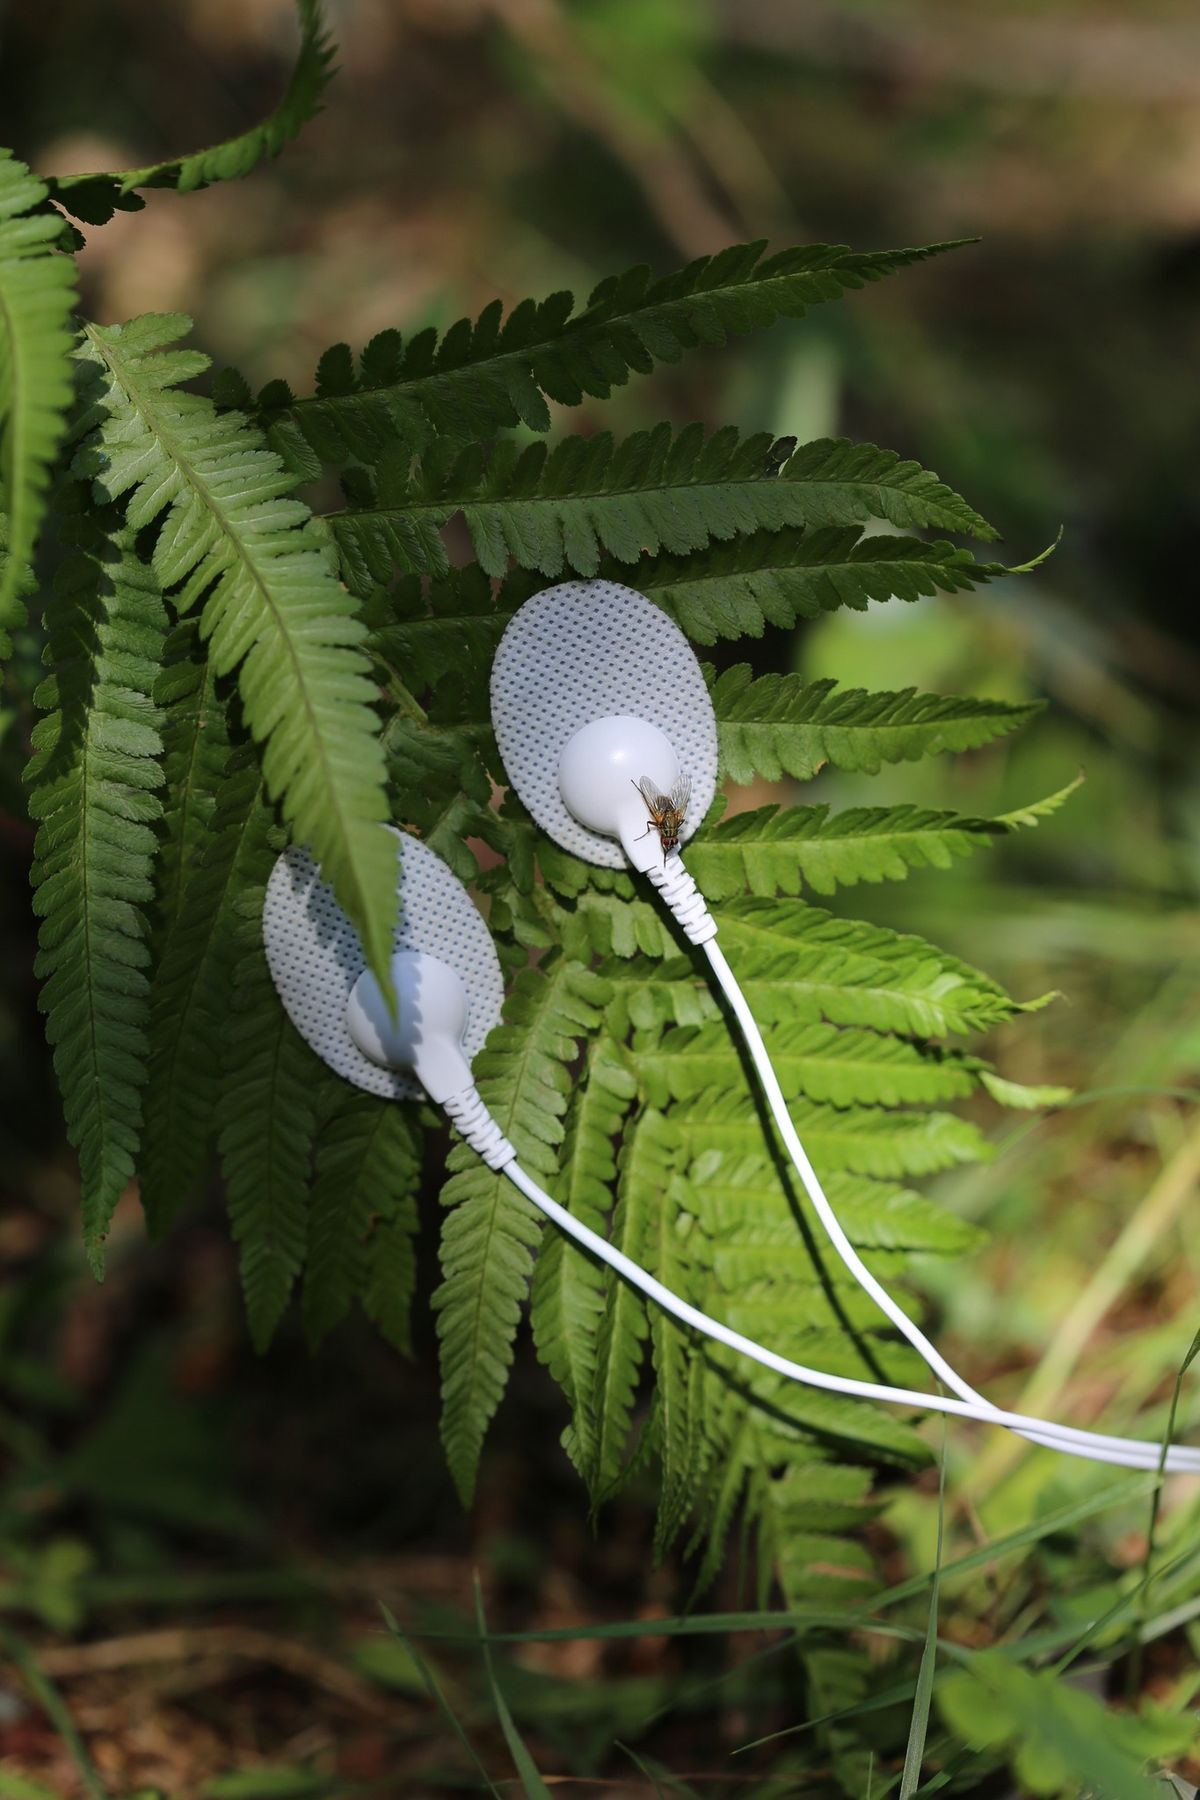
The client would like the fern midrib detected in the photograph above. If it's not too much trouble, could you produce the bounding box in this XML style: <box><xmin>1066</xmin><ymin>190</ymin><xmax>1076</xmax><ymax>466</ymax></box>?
<box><xmin>333</xmin><ymin>471</ymin><xmax>787</xmax><ymax>527</ymax></box>
<box><xmin>84</xmin><ymin>324</ymin><xmax>364</xmax><ymax>878</ymax></box>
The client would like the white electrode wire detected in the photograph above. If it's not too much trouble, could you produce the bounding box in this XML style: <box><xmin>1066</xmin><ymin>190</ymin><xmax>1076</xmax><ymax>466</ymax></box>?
<box><xmin>502</xmin><ymin>1156</ymin><xmax>1198</xmax><ymax>1472</ymax></box>
<box><xmin>698</xmin><ymin>935</ymin><xmax>1200</xmax><ymax>1473</ymax></box>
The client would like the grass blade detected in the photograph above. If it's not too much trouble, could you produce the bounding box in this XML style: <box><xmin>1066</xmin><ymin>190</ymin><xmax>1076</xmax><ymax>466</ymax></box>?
<box><xmin>899</xmin><ymin>1422</ymin><xmax>946</xmax><ymax>1797</ymax></box>
<box><xmin>380</xmin><ymin>1603</ymin><xmax>500</xmax><ymax>1796</ymax></box>
<box><xmin>0</xmin><ymin>1624</ymin><xmax>108</xmax><ymax>1800</ymax></box>
<box><xmin>472</xmin><ymin>1574</ymin><xmax>552</xmax><ymax>1799</ymax></box>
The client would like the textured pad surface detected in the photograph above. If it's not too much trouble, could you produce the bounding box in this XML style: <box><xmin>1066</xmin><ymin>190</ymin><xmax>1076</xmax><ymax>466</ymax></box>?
<box><xmin>491</xmin><ymin>580</ymin><xmax>718</xmax><ymax>869</ymax></box>
<box><xmin>263</xmin><ymin>829</ymin><xmax>505</xmax><ymax>1099</ymax></box>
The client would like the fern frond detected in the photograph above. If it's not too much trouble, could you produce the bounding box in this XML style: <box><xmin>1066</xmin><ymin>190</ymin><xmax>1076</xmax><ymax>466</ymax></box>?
<box><xmin>686</xmin><ymin>800</ymin><xmax>1006</xmax><ymax>898</ymax></box>
<box><xmin>327</xmin><ymin>425</ymin><xmax>993</xmax><ymax>592</ymax></box>
<box><xmin>139</xmin><ymin>749</ymin><xmax>274</xmax><ymax>1237</ymax></box>
<box><xmin>0</xmin><ymin>152</ymin><xmax>77</xmax><ymax>642</ymax></box>
<box><xmin>305</xmin><ymin>1085</ymin><xmax>422</xmax><ymax>1352</ymax></box>
<box><xmin>45</xmin><ymin>1</ymin><xmax>335</xmax><ymax>224</ymax></box>
<box><xmin>434</xmin><ymin>959</ymin><xmax>610</xmax><ymax>1503</ymax></box>
<box><xmin>26</xmin><ymin>534</ymin><xmax>167</xmax><ymax>1274</ymax></box>
<box><xmin>712</xmin><ymin>666</ymin><xmax>1040</xmax><ymax>783</ymax></box>
<box><xmin>530</xmin><ymin>1042</ymin><xmax>637</xmax><ymax>1477</ymax></box>
<box><xmin>584</xmin><ymin>1107</ymin><xmax>677</xmax><ymax>1503</ymax></box>
<box><xmin>288</xmin><ymin>240</ymin><xmax>966</xmax><ymax>459</ymax></box>
<box><xmin>76</xmin><ymin>315</ymin><xmax>397</xmax><ymax>984</ymax></box>
<box><xmin>675</xmin><ymin>1088</ymin><xmax>990</xmax><ymax>1179</ymax></box>
<box><xmin>218</xmin><ymin>947</ymin><xmax>319</xmax><ymax>1351</ymax></box>
<box><xmin>637</xmin><ymin>528</ymin><xmax>1012</xmax><ymax>645</ymax></box>
<box><xmin>713</xmin><ymin>899</ymin><xmax>1041</xmax><ymax>1034</ymax></box>
<box><xmin>152</xmin><ymin>622</ymin><xmax>231</xmax><ymax>936</ymax></box>
<box><xmin>636</xmin><ymin>1019</ymin><xmax>981</xmax><ymax>1110</ymax></box>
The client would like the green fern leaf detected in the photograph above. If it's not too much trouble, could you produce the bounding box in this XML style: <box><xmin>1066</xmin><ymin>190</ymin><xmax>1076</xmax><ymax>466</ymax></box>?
<box><xmin>26</xmin><ymin>534</ymin><xmax>167</xmax><ymax>1274</ymax></box>
<box><xmin>0</xmin><ymin>152</ymin><xmax>78</xmax><ymax>643</ymax></box>
<box><xmin>636</xmin><ymin>1019</ymin><xmax>981</xmax><ymax>1111</ymax></box>
<box><xmin>584</xmin><ymin>1107</ymin><xmax>677</xmax><ymax>1503</ymax></box>
<box><xmin>46</xmin><ymin>1</ymin><xmax>335</xmax><ymax>224</ymax></box>
<box><xmin>713</xmin><ymin>899</ymin><xmax>1042</xmax><ymax>1034</ymax></box>
<box><xmin>140</xmin><ymin>748</ymin><xmax>274</xmax><ymax>1237</ymax></box>
<box><xmin>219</xmin><ymin>947</ymin><xmax>319</xmax><ymax>1351</ymax></box>
<box><xmin>152</xmin><ymin>622</ymin><xmax>231</xmax><ymax>937</ymax></box>
<box><xmin>637</xmin><ymin>528</ymin><xmax>1012</xmax><ymax>645</ymax></box>
<box><xmin>75</xmin><ymin>315</ymin><xmax>397</xmax><ymax>984</ymax></box>
<box><xmin>289</xmin><ymin>240</ymin><xmax>966</xmax><ymax>459</ymax></box>
<box><xmin>434</xmin><ymin>959</ymin><xmax>609</xmax><ymax>1503</ymax></box>
<box><xmin>530</xmin><ymin>1042</ymin><xmax>637</xmax><ymax>1477</ymax></box>
<box><xmin>712</xmin><ymin>665</ymin><xmax>1040</xmax><ymax>782</ymax></box>
<box><xmin>686</xmin><ymin>800</ymin><xmax>1003</xmax><ymax>898</ymax></box>
<box><xmin>675</xmin><ymin>1088</ymin><xmax>991</xmax><ymax>1179</ymax></box>
<box><xmin>327</xmin><ymin>425</ymin><xmax>993</xmax><ymax>592</ymax></box>
<box><xmin>305</xmin><ymin>1084</ymin><xmax>421</xmax><ymax>1352</ymax></box>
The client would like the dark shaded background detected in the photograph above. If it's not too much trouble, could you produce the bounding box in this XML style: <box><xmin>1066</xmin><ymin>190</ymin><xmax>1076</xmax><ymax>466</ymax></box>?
<box><xmin>0</xmin><ymin>3</ymin><xmax>1198</xmax><ymax>1793</ymax></box>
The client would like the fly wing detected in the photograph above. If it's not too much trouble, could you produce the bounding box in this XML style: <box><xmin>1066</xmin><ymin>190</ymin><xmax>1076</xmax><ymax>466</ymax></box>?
<box><xmin>636</xmin><ymin>774</ymin><xmax>668</xmax><ymax>811</ymax></box>
<box><xmin>669</xmin><ymin>774</ymin><xmax>691</xmax><ymax>819</ymax></box>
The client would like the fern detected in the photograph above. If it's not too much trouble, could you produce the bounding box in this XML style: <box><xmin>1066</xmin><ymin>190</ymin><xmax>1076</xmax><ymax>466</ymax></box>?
<box><xmin>282</xmin><ymin>239</ymin><xmax>967</xmax><ymax>461</ymax></box>
<box><xmin>152</xmin><ymin>621</ymin><xmax>232</xmax><ymax>940</ymax></box>
<box><xmin>139</xmin><ymin>747</ymin><xmax>274</xmax><ymax>1237</ymax></box>
<box><xmin>530</xmin><ymin>1041</ymin><xmax>637</xmax><ymax>1478</ymax></box>
<box><xmin>45</xmin><ymin>1</ymin><xmax>335</xmax><ymax>225</ymax></box>
<box><xmin>434</xmin><ymin>959</ymin><xmax>610</xmax><ymax>1502</ymax></box>
<box><xmin>26</xmin><ymin>530</ymin><xmax>167</xmax><ymax>1273</ymax></box>
<box><xmin>685</xmin><ymin>799</ymin><xmax>1011</xmax><ymax>898</ymax></box>
<box><xmin>218</xmin><ymin>944</ymin><xmax>321</xmax><ymax>1352</ymax></box>
<box><xmin>74</xmin><ymin>314</ymin><xmax>398</xmax><ymax>983</ymax></box>
<box><xmin>711</xmin><ymin>665</ymin><xmax>1040</xmax><ymax>782</ymax></box>
<box><xmin>327</xmin><ymin>426</ymin><xmax>994</xmax><ymax>591</ymax></box>
<box><xmin>0</xmin><ymin>152</ymin><xmax>77</xmax><ymax>642</ymax></box>
<box><xmin>8</xmin><ymin>32</ymin><xmax>1075</xmax><ymax>1644</ymax></box>
<box><xmin>305</xmin><ymin>1085</ymin><xmax>422</xmax><ymax>1352</ymax></box>
<box><xmin>640</xmin><ymin>528</ymin><xmax>1015</xmax><ymax>644</ymax></box>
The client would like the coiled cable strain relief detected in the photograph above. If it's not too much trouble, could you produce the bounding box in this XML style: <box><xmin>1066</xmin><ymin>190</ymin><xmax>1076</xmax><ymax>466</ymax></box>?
<box><xmin>444</xmin><ymin>1085</ymin><xmax>516</xmax><ymax>1170</ymax></box>
<box><xmin>645</xmin><ymin>854</ymin><xmax>718</xmax><ymax>944</ymax></box>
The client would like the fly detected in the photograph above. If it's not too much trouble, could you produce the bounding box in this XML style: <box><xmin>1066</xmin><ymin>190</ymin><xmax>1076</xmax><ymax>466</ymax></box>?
<box><xmin>633</xmin><ymin>773</ymin><xmax>690</xmax><ymax>865</ymax></box>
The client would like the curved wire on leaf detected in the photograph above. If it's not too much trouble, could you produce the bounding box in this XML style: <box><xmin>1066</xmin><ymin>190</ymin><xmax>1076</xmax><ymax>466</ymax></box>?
<box><xmin>43</xmin><ymin>0</ymin><xmax>335</xmax><ymax>226</ymax></box>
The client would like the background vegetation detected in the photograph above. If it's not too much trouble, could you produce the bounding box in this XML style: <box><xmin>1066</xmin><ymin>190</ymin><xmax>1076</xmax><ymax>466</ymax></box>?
<box><xmin>0</xmin><ymin>0</ymin><xmax>1198</xmax><ymax>1793</ymax></box>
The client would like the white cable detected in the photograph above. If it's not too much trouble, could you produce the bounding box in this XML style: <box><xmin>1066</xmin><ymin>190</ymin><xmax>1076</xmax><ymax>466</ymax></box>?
<box><xmin>500</xmin><ymin>1152</ymin><xmax>1197</xmax><ymax>1473</ymax></box>
<box><xmin>633</xmin><ymin>868</ymin><xmax>1200</xmax><ymax>1474</ymax></box>
<box><xmin>699</xmin><ymin>936</ymin><xmax>1200</xmax><ymax>1470</ymax></box>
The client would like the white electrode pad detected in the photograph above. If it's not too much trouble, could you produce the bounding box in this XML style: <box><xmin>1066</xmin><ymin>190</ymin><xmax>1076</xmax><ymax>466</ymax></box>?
<box><xmin>262</xmin><ymin>828</ymin><xmax>505</xmax><ymax>1100</ymax></box>
<box><xmin>490</xmin><ymin>579</ymin><xmax>718</xmax><ymax>869</ymax></box>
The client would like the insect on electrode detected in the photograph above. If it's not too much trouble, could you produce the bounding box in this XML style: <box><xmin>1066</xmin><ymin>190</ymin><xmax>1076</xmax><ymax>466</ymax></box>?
<box><xmin>633</xmin><ymin>774</ymin><xmax>691</xmax><ymax>864</ymax></box>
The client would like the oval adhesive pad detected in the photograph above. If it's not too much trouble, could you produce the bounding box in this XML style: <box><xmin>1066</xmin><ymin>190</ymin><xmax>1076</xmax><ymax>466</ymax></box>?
<box><xmin>262</xmin><ymin>828</ymin><xmax>505</xmax><ymax>1100</ymax></box>
<box><xmin>491</xmin><ymin>579</ymin><xmax>718</xmax><ymax>870</ymax></box>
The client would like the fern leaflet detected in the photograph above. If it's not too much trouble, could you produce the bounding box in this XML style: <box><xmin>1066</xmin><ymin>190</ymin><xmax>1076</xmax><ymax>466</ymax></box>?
<box><xmin>434</xmin><ymin>958</ymin><xmax>609</xmax><ymax>1502</ymax></box>
<box><xmin>283</xmin><ymin>240</ymin><xmax>968</xmax><ymax>459</ymax></box>
<box><xmin>0</xmin><ymin>152</ymin><xmax>77</xmax><ymax>642</ymax></box>
<box><xmin>45</xmin><ymin>1</ymin><xmax>335</xmax><ymax>225</ymax></box>
<box><xmin>139</xmin><ymin>748</ymin><xmax>273</xmax><ymax>1238</ymax></box>
<box><xmin>328</xmin><ymin>426</ymin><xmax>993</xmax><ymax>592</ymax></box>
<box><xmin>26</xmin><ymin>532</ymin><xmax>167</xmax><ymax>1273</ymax></box>
<box><xmin>712</xmin><ymin>665</ymin><xmax>1040</xmax><ymax>782</ymax></box>
<box><xmin>75</xmin><ymin>314</ymin><xmax>397</xmax><ymax>984</ymax></box>
<box><xmin>218</xmin><ymin>946</ymin><xmax>320</xmax><ymax>1351</ymax></box>
<box><xmin>305</xmin><ymin>1085</ymin><xmax>422</xmax><ymax>1352</ymax></box>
